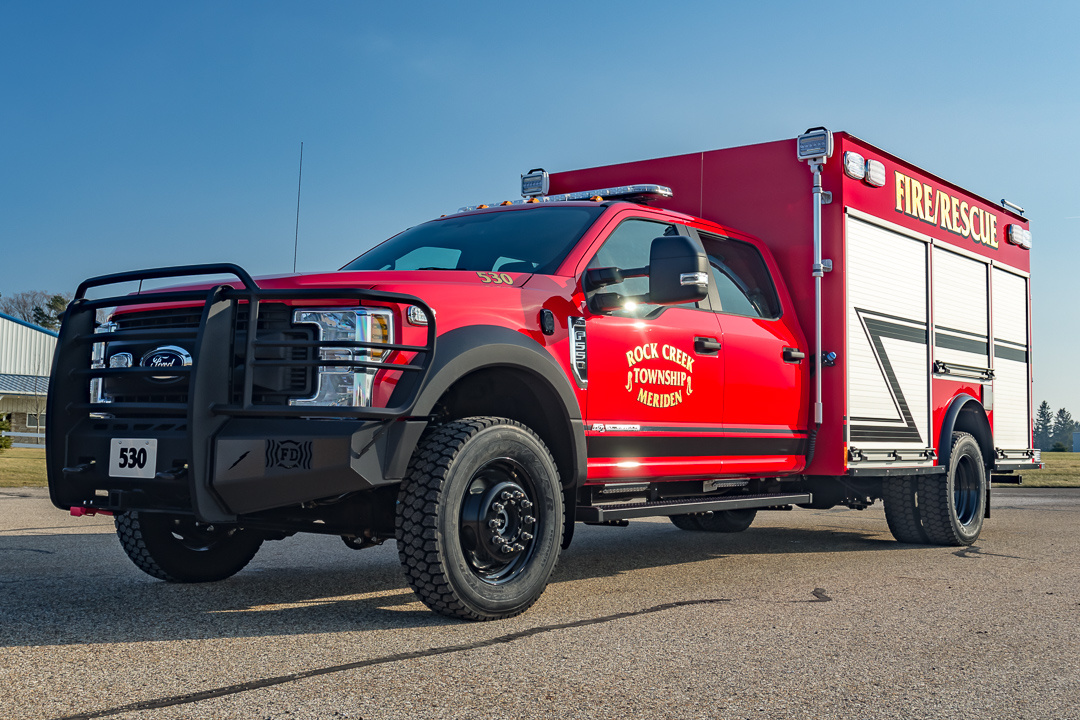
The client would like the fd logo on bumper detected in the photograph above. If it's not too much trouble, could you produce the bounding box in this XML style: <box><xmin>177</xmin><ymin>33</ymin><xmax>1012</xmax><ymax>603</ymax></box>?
<box><xmin>266</xmin><ymin>440</ymin><xmax>313</xmax><ymax>470</ymax></box>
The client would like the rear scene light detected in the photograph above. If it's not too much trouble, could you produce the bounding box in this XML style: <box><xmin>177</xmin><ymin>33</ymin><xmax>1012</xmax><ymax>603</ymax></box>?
<box><xmin>1007</xmin><ymin>224</ymin><xmax>1032</xmax><ymax>250</ymax></box>
<box><xmin>865</xmin><ymin>159</ymin><xmax>886</xmax><ymax>187</ymax></box>
<box><xmin>521</xmin><ymin>169</ymin><xmax>549</xmax><ymax>197</ymax></box>
<box><xmin>843</xmin><ymin>152</ymin><xmax>866</xmax><ymax>180</ymax></box>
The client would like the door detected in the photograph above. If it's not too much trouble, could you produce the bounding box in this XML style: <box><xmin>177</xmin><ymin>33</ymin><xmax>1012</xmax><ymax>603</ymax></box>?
<box><xmin>698</xmin><ymin>231</ymin><xmax>809</xmax><ymax>475</ymax></box>
<box><xmin>582</xmin><ymin>216</ymin><xmax>726</xmax><ymax>482</ymax></box>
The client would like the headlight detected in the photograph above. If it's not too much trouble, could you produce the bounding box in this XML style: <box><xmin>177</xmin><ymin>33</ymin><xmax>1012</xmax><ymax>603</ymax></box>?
<box><xmin>289</xmin><ymin>307</ymin><xmax>394</xmax><ymax>407</ymax></box>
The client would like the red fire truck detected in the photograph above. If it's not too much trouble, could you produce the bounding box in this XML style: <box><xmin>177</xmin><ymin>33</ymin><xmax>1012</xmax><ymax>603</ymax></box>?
<box><xmin>47</xmin><ymin>128</ymin><xmax>1038</xmax><ymax>620</ymax></box>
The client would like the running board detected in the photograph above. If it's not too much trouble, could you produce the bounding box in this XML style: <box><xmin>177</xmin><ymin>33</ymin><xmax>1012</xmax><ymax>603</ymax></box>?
<box><xmin>576</xmin><ymin>492</ymin><xmax>812</xmax><ymax>523</ymax></box>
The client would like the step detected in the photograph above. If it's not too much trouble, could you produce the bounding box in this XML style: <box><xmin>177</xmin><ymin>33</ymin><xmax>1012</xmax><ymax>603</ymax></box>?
<box><xmin>576</xmin><ymin>492</ymin><xmax>812</xmax><ymax>523</ymax></box>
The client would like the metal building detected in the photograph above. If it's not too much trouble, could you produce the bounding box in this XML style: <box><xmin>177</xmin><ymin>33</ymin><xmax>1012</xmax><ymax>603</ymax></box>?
<box><xmin>1</xmin><ymin>312</ymin><xmax>57</xmax><ymax>445</ymax></box>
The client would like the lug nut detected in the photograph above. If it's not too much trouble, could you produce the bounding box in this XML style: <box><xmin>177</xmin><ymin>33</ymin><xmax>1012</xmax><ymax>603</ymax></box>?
<box><xmin>520</xmin><ymin>499</ymin><xmax>533</xmax><ymax>509</ymax></box>
<box><xmin>488</xmin><ymin>519</ymin><xmax>502</xmax><ymax>529</ymax></box>
<box><xmin>512</xmin><ymin>543</ymin><xmax>524</xmax><ymax>552</ymax></box>
<box><xmin>522</xmin><ymin>515</ymin><xmax>535</xmax><ymax>525</ymax></box>
<box><xmin>492</xmin><ymin>502</ymin><xmax>504</xmax><ymax>513</ymax></box>
<box><xmin>501</xmin><ymin>491</ymin><xmax>512</xmax><ymax>500</ymax></box>
<box><xmin>520</xmin><ymin>532</ymin><xmax>533</xmax><ymax>541</ymax></box>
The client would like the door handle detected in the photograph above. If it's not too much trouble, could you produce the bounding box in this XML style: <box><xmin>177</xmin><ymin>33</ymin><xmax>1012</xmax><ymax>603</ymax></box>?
<box><xmin>695</xmin><ymin>337</ymin><xmax>721</xmax><ymax>354</ymax></box>
<box><xmin>783</xmin><ymin>347</ymin><xmax>806</xmax><ymax>363</ymax></box>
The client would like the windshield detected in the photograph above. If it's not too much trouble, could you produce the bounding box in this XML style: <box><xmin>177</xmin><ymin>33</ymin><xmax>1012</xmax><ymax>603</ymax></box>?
<box><xmin>341</xmin><ymin>205</ymin><xmax>604</xmax><ymax>274</ymax></box>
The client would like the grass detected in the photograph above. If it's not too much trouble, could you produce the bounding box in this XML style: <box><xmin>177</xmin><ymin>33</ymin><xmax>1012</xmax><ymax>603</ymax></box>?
<box><xmin>2</xmin><ymin>446</ymin><xmax>1077</xmax><ymax>489</ymax></box>
<box><xmin>1014</xmin><ymin>451</ymin><xmax>1080</xmax><ymax>488</ymax></box>
<box><xmin>0</xmin><ymin>446</ymin><xmax>47</xmax><ymax>488</ymax></box>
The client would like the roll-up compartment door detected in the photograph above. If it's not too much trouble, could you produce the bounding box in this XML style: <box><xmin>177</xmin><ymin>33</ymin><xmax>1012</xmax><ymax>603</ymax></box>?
<box><xmin>845</xmin><ymin>215</ymin><xmax>931</xmax><ymax>454</ymax></box>
<box><xmin>933</xmin><ymin>247</ymin><xmax>990</xmax><ymax>376</ymax></box>
<box><xmin>991</xmin><ymin>268</ymin><xmax>1031</xmax><ymax>450</ymax></box>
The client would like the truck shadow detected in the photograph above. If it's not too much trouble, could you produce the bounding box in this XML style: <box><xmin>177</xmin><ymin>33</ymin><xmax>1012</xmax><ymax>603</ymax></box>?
<box><xmin>0</xmin><ymin>513</ymin><xmax>909</xmax><ymax>648</ymax></box>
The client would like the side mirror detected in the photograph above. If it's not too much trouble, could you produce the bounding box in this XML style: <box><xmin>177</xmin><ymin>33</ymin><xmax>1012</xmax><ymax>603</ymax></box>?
<box><xmin>647</xmin><ymin>235</ymin><xmax>709</xmax><ymax>306</ymax></box>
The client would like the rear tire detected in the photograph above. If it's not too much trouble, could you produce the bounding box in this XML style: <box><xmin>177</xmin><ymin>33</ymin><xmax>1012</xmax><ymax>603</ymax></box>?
<box><xmin>669</xmin><ymin>514</ymin><xmax>704</xmax><ymax>531</ymax></box>
<box><xmin>882</xmin><ymin>476</ymin><xmax>930</xmax><ymax>544</ymax></box>
<box><xmin>698</xmin><ymin>509</ymin><xmax>756</xmax><ymax>533</ymax></box>
<box><xmin>114</xmin><ymin>511</ymin><xmax>263</xmax><ymax>582</ymax></box>
<box><xmin>918</xmin><ymin>432</ymin><xmax>987</xmax><ymax>546</ymax></box>
<box><xmin>396</xmin><ymin>417</ymin><xmax>563</xmax><ymax>621</ymax></box>
<box><xmin>670</xmin><ymin>509</ymin><xmax>756</xmax><ymax>533</ymax></box>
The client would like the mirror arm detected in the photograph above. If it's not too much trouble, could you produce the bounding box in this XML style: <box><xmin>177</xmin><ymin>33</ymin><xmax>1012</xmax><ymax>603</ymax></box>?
<box><xmin>584</xmin><ymin>265</ymin><xmax>649</xmax><ymax>291</ymax></box>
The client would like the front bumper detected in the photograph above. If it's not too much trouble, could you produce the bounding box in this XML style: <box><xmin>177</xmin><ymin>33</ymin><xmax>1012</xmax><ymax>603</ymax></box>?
<box><xmin>47</xmin><ymin>263</ymin><xmax>435</xmax><ymax>523</ymax></box>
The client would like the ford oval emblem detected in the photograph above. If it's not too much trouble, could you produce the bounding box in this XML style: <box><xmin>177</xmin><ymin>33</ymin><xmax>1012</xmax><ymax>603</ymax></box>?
<box><xmin>140</xmin><ymin>345</ymin><xmax>192</xmax><ymax>382</ymax></box>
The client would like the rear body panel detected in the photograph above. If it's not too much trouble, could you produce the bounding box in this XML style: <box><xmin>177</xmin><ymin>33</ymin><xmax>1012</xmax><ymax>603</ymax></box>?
<box><xmin>549</xmin><ymin>132</ymin><xmax>1035</xmax><ymax>477</ymax></box>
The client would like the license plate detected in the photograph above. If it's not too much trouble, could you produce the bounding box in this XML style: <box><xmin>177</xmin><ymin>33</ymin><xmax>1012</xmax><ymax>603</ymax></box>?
<box><xmin>109</xmin><ymin>438</ymin><xmax>158</xmax><ymax>479</ymax></box>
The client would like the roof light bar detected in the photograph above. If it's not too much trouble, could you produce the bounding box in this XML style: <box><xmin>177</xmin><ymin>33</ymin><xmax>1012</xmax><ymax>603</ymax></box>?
<box><xmin>458</xmin><ymin>184</ymin><xmax>673</xmax><ymax>213</ymax></box>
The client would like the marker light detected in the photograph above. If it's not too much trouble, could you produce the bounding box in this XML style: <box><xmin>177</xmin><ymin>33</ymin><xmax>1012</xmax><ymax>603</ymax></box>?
<box><xmin>406</xmin><ymin>305</ymin><xmax>429</xmax><ymax>326</ymax></box>
<box><xmin>521</xmin><ymin>168</ymin><xmax>549</xmax><ymax>197</ymax></box>
<box><xmin>1007</xmin><ymin>224</ymin><xmax>1032</xmax><ymax>250</ymax></box>
<box><xmin>864</xmin><ymin>159</ymin><xmax>886</xmax><ymax>187</ymax></box>
<box><xmin>843</xmin><ymin>152</ymin><xmax>866</xmax><ymax>180</ymax></box>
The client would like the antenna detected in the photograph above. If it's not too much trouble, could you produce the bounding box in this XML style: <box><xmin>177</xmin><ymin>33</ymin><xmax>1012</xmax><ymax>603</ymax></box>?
<box><xmin>293</xmin><ymin>141</ymin><xmax>304</xmax><ymax>273</ymax></box>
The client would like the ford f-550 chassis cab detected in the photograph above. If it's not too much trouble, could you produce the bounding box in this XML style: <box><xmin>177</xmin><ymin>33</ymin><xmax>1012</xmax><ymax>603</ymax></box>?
<box><xmin>47</xmin><ymin>129</ymin><xmax>1039</xmax><ymax>620</ymax></box>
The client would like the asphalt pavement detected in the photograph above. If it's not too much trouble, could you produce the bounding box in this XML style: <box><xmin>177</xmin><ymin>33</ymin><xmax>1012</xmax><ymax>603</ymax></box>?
<box><xmin>2</xmin><ymin>486</ymin><xmax>1079</xmax><ymax>720</ymax></box>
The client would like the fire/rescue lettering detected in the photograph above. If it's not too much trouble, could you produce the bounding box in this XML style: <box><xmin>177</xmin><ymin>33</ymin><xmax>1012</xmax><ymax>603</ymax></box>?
<box><xmin>894</xmin><ymin>171</ymin><xmax>998</xmax><ymax>249</ymax></box>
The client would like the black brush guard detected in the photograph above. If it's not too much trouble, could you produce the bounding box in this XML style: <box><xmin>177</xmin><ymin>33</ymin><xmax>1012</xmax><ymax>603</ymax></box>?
<box><xmin>47</xmin><ymin>264</ymin><xmax>436</xmax><ymax>523</ymax></box>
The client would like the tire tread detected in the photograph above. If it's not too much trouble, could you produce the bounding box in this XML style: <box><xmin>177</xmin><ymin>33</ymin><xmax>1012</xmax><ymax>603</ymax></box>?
<box><xmin>395</xmin><ymin>416</ymin><xmax>560</xmax><ymax>621</ymax></box>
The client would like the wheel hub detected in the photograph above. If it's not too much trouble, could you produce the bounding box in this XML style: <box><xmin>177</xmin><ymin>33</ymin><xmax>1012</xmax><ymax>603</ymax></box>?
<box><xmin>459</xmin><ymin>458</ymin><xmax>539</xmax><ymax>583</ymax></box>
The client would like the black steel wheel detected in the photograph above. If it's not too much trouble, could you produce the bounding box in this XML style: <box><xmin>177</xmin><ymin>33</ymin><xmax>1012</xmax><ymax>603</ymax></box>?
<box><xmin>882</xmin><ymin>476</ymin><xmax>930</xmax><ymax>544</ymax></box>
<box><xmin>918</xmin><ymin>432</ymin><xmax>987</xmax><ymax>545</ymax></box>
<box><xmin>114</xmin><ymin>511</ymin><xmax>263</xmax><ymax>582</ymax></box>
<box><xmin>396</xmin><ymin>417</ymin><xmax>563</xmax><ymax>621</ymax></box>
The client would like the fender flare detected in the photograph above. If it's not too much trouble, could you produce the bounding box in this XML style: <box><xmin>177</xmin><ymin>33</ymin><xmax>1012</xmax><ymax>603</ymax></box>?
<box><xmin>938</xmin><ymin>393</ymin><xmax>994</xmax><ymax>470</ymax></box>
<box><xmin>388</xmin><ymin>325</ymin><xmax>587</xmax><ymax>488</ymax></box>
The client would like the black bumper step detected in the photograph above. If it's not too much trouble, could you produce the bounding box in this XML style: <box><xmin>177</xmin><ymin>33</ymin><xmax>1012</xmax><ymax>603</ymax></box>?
<box><xmin>576</xmin><ymin>492</ymin><xmax>812</xmax><ymax>523</ymax></box>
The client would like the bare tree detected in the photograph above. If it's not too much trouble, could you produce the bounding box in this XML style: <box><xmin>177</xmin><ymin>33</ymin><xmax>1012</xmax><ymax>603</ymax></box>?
<box><xmin>0</xmin><ymin>290</ymin><xmax>53</xmax><ymax>322</ymax></box>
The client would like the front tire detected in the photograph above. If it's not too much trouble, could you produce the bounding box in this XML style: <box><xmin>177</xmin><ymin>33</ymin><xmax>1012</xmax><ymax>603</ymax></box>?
<box><xmin>396</xmin><ymin>417</ymin><xmax>563</xmax><ymax>621</ymax></box>
<box><xmin>918</xmin><ymin>432</ymin><xmax>987</xmax><ymax>545</ymax></box>
<box><xmin>114</xmin><ymin>511</ymin><xmax>263</xmax><ymax>582</ymax></box>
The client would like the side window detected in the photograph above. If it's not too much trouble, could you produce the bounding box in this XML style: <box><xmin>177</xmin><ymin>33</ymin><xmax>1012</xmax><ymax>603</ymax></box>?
<box><xmin>587</xmin><ymin>219</ymin><xmax>702</xmax><ymax>318</ymax></box>
<box><xmin>699</xmin><ymin>232</ymin><xmax>781</xmax><ymax>319</ymax></box>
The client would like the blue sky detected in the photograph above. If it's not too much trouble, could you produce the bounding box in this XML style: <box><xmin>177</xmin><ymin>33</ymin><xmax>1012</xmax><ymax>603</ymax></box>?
<box><xmin>2</xmin><ymin>1</ymin><xmax>1077</xmax><ymax>413</ymax></box>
